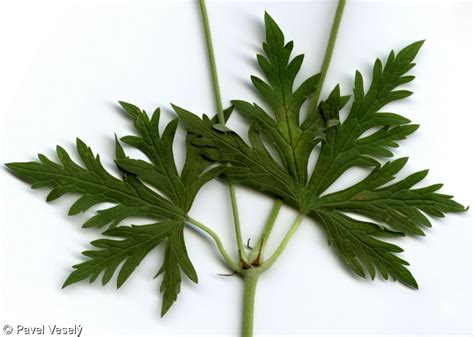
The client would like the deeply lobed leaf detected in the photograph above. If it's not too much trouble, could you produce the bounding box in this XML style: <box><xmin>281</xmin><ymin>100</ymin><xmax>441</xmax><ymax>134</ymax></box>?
<box><xmin>6</xmin><ymin>103</ymin><xmax>218</xmax><ymax>315</ymax></box>
<box><xmin>176</xmin><ymin>14</ymin><xmax>466</xmax><ymax>288</ymax></box>
<box><xmin>5</xmin><ymin>12</ymin><xmax>468</xmax><ymax>317</ymax></box>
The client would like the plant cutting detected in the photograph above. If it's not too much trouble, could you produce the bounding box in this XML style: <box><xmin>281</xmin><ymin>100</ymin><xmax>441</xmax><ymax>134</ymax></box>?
<box><xmin>5</xmin><ymin>0</ymin><xmax>467</xmax><ymax>336</ymax></box>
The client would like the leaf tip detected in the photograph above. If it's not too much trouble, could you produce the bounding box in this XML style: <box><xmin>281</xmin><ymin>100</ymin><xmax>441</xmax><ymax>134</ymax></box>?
<box><xmin>160</xmin><ymin>307</ymin><xmax>168</xmax><ymax>318</ymax></box>
<box><xmin>4</xmin><ymin>162</ymin><xmax>15</xmax><ymax>171</ymax></box>
<box><xmin>394</xmin><ymin>156</ymin><xmax>409</xmax><ymax>167</ymax></box>
<box><xmin>116</xmin><ymin>279</ymin><xmax>125</xmax><ymax>289</ymax></box>
<box><xmin>170</xmin><ymin>103</ymin><xmax>184</xmax><ymax>116</ymax></box>
<box><xmin>75</xmin><ymin>137</ymin><xmax>87</xmax><ymax>149</ymax></box>
<box><xmin>406</xmin><ymin>276</ymin><xmax>419</xmax><ymax>290</ymax></box>
<box><xmin>414</xmin><ymin>39</ymin><xmax>426</xmax><ymax>47</ymax></box>
<box><xmin>118</xmin><ymin>100</ymin><xmax>142</xmax><ymax>119</ymax></box>
<box><xmin>160</xmin><ymin>300</ymin><xmax>173</xmax><ymax>317</ymax></box>
<box><xmin>263</xmin><ymin>11</ymin><xmax>271</xmax><ymax>21</ymax></box>
<box><xmin>62</xmin><ymin>275</ymin><xmax>76</xmax><ymax>289</ymax></box>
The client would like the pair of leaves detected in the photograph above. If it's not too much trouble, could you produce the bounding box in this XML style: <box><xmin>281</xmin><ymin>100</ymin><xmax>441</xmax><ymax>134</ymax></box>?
<box><xmin>6</xmin><ymin>103</ymin><xmax>222</xmax><ymax>315</ymax></box>
<box><xmin>6</xmin><ymin>11</ymin><xmax>467</xmax><ymax>317</ymax></box>
<box><xmin>175</xmin><ymin>13</ymin><xmax>466</xmax><ymax>288</ymax></box>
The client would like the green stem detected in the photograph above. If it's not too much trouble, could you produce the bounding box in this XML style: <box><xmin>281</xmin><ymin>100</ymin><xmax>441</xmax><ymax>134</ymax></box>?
<box><xmin>307</xmin><ymin>0</ymin><xmax>346</xmax><ymax>114</ymax></box>
<box><xmin>198</xmin><ymin>0</ymin><xmax>224</xmax><ymax>124</ymax></box>
<box><xmin>260</xmin><ymin>213</ymin><xmax>305</xmax><ymax>271</ymax></box>
<box><xmin>242</xmin><ymin>269</ymin><xmax>260</xmax><ymax>337</ymax></box>
<box><xmin>186</xmin><ymin>217</ymin><xmax>241</xmax><ymax>272</ymax></box>
<box><xmin>248</xmin><ymin>199</ymin><xmax>283</xmax><ymax>262</ymax></box>
<box><xmin>229</xmin><ymin>183</ymin><xmax>248</xmax><ymax>261</ymax></box>
<box><xmin>196</xmin><ymin>1</ymin><xmax>347</xmax><ymax>336</ymax></box>
<box><xmin>198</xmin><ymin>0</ymin><xmax>247</xmax><ymax>263</ymax></box>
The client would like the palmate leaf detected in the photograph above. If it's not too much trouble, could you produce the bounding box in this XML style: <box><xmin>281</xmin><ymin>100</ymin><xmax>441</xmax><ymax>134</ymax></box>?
<box><xmin>176</xmin><ymin>13</ymin><xmax>466</xmax><ymax>288</ymax></box>
<box><xmin>6</xmin><ymin>103</ymin><xmax>220</xmax><ymax>315</ymax></box>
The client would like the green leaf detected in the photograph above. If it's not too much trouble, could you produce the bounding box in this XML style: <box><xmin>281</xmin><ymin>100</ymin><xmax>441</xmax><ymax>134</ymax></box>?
<box><xmin>5</xmin><ymin>9</ymin><xmax>468</xmax><ymax>323</ymax></box>
<box><xmin>6</xmin><ymin>102</ymin><xmax>219</xmax><ymax>314</ymax></box>
<box><xmin>174</xmin><ymin>14</ymin><xmax>331</xmax><ymax>206</ymax></box>
<box><xmin>176</xmin><ymin>15</ymin><xmax>465</xmax><ymax>289</ymax></box>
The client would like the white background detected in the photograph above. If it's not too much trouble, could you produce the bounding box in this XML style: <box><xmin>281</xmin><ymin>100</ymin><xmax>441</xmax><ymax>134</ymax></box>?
<box><xmin>0</xmin><ymin>0</ymin><xmax>472</xmax><ymax>336</ymax></box>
